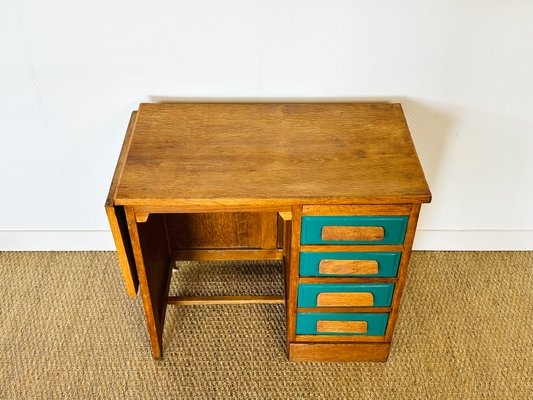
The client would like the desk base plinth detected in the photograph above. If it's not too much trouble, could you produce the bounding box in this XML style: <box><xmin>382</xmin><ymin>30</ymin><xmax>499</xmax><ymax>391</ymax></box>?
<box><xmin>288</xmin><ymin>342</ymin><xmax>390</xmax><ymax>362</ymax></box>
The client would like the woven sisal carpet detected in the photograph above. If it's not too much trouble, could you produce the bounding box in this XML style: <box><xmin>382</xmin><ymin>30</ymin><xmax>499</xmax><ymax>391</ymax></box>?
<box><xmin>0</xmin><ymin>251</ymin><xmax>531</xmax><ymax>399</ymax></box>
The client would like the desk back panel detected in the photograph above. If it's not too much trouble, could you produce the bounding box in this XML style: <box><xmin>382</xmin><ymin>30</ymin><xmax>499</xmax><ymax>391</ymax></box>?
<box><xmin>166</xmin><ymin>212</ymin><xmax>278</xmax><ymax>249</ymax></box>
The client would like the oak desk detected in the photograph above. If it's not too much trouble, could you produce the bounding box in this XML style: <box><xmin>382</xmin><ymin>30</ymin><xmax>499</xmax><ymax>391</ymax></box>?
<box><xmin>105</xmin><ymin>103</ymin><xmax>431</xmax><ymax>362</ymax></box>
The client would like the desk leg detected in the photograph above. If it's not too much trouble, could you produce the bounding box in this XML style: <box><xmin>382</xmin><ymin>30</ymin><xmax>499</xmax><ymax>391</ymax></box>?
<box><xmin>125</xmin><ymin>207</ymin><xmax>172</xmax><ymax>359</ymax></box>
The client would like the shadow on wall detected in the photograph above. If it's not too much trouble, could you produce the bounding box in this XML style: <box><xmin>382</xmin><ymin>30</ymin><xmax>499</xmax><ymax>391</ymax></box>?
<box><xmin>394</xmin><ymin>97</ymin><xmax>454</xmax><ymax>192</ymax></box>
<box><xmin>148</xmin><ymin>95</ymin><xmax>454</xmax><ymax>195</ymax></box>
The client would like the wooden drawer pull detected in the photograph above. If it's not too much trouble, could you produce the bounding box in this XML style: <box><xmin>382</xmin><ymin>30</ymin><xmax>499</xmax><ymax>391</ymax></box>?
<box><xmin>318</xmin><ymin>259</ymin><xmax>379</xmax><ymax>275</ymax></box>
<box><xmin>316</xmin><ymin>292</ymin><xmax>374</xmax><ymax>307</ymax></box>
<box><xmin>321</xmin><ymin>226</ymin><xmax>384</xmax><ymax>241</ymax></box>
<box><xmin>316</xmin><ymin>320</ymin><xmax>368</xmax><ymax>334</ymax></box>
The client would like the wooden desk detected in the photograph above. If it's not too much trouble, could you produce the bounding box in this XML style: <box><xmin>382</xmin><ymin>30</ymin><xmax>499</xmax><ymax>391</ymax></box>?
<box><xmin>105</xmin><ymin>103</ymin><xmax>431</xmax><ymax>362</ymax></box>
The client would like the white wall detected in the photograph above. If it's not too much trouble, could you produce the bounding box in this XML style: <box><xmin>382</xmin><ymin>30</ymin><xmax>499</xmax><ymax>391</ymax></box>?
<box><xmin>1</xmin><ymin>1</ymin><xmax>532</xmax><ymax>250</ymax></box>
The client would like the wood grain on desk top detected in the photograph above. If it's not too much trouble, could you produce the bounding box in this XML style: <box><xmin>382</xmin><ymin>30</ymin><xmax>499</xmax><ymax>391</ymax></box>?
<box><xmin>113</xmin><ymin>103</ymin><xmax>431</xmax><ymax>207</ymax></box>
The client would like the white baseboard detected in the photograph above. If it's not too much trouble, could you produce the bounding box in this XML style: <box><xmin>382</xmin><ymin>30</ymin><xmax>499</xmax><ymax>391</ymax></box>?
<box><xmin>0</xmin><ymin>230</ymin><xmax>532</xmax><ymax>251</ymax></box>
<box><xmin>0</xmin><ymin>231</ymin><xmax>116</xmax><ymax>251</ymax></box>
<box><xmin>413</xmin><ymin>230</ymin><xmax>533</xmax><ymax>251</ymax></box>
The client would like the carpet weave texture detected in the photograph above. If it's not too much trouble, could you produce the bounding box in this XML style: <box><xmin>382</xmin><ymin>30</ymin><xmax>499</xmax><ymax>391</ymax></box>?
<box><xmin>0</xmin><ymin>251</ymin><xmax>531</xmax><ymax>399</ymax></box>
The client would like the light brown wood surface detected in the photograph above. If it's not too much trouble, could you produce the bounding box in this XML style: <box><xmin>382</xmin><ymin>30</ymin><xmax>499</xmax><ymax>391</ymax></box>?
<box><xmin>318</xmin><ymin>259</ymin><xmax>379</xmax><ymax>275</ymax></box>
<box><xmin>296</xmin><ymin>307</ymin><xmax>391</xmax><ymax>313</ymax></box>
<box><xmin>114</xmin><ymin>103</ymin><xmax>431</xmax><ymax>207</ymax></box>
<box><xmin>281</xmin><ymin>212</ymin><xmax>292</xmax><ymax>307</ymax></box>
<box><xmin>301</xmin><ymin>244</ymin><xmax>404</xmax><ymax>253</ymax></box>
<box><xmin>384</xmin><ymin>203</ymin><xmax>421</xmax><ymax>341</ymax></box>
<box><xmin>167</xmin><ymin>295</ymin><xmax>284</xmax><ymax>305</ymax></box>
<box><xmin>302</xmin><ymin>204</ymin><xmax>412</xmax><ymax>216</ymax></box>
<box><xmin>125</xmin><ymin>208</ymin><xmax>172</xmax><ymax>359</ymax></box>
<box><xmin>316</xmin><ymin>320</ymin><xmax>368</xmax><ymax>334</ymax></box>
<box><xmin>165</xmin><ymin>212</ymin><xmax>277</xmax><ymax>249</ymax></box>
<box><xmin>105</xmin><ymin>111</ymin><xmax>139</xmax><ymax>297</ymax></box>
<box><xmin>298</xmin><ymin>277</ymin><xmax>395</xmax><ymax>284</ymax></box>
<box><xmin>321</xmin><ymin>225</ymin><xmax>384</xmax><ymax>241</ymax></box>
<box><xmin>105</xmin><ymin>111</ymin><xmax>137</xmax><ymax>209</ymax></box>
<box><xmin>294</xmin><ymin>335</ymin><xmax>387</xmax><ymax>343</ymax></box>
<box><xmin>173</xmin><ymin>249</ymin><xmax>282</xmax><ymax>261</ymax></box>
<box><xmin>316</xmin><ymin>292</ymin><xmax>374</xmax><ymax>307</ymax></box>
<box><xmin>288</xmin><ymin>343</ymin><xmax>390</xmax><ymax>362</ymax></box>
<box><xmin>287</xmin><ymin>205</ymin><xmax>303</xmax><ymax>343</ymax></box>
<box><xmin>105</xmin><ymin>206</ymin><xmax>138</xmax><ymax>297</ymax></box>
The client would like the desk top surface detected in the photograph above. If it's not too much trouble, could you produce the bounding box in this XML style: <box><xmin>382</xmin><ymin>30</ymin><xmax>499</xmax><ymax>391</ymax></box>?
<box><xmin>111</xmin><ymin>103</ymin><xmax>431</xmax><ymax>207</ymax></box>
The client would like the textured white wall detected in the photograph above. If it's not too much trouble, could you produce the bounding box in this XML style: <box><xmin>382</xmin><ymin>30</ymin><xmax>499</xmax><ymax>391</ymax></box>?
<box><xmin>1</xmin><ymin>1</ymin><xmax>532</xmax><ymax>250</ymax></box>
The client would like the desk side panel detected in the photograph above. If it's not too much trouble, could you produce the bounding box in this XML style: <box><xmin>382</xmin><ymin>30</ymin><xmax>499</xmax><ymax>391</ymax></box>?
<box><xmin>106</xmin><ymin>205</ymin><xmax>139</xmax><ymax>297</ymax></box>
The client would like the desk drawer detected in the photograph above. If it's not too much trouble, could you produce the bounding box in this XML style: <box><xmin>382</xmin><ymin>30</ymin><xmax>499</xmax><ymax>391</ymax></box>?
<box><xmin>296</xmin><ymin>312</ymin><xmax>389</xmax><ymax>336</ymax></box>
<box><xmin>300</xmin><ymin>251</ymin><xmax>401</xmax><ymax>277</ymax></box>
<box><xmin>300</xmin><ymin>216</ymin><xmax>408</xmax><ymax>245</ymax></box>
<box><xmin>297</xmin><ymin>283</ymin><xmax>395</xmax><ymax>308</ymax></box>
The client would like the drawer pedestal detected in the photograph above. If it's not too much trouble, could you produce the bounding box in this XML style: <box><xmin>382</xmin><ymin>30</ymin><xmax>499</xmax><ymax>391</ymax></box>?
<box><xmin>286</xmin><ymin>204</ymin><xmax>422</xmax><ymax>362</ymax></box>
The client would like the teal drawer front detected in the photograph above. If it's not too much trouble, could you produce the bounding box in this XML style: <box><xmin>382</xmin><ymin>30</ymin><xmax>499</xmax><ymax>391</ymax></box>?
<box><xmin>296</xmin><ymin>312</ymin><xmax>389</xmax><ymax>336</ymax></box>
<box><xmin>300</xmin><ymin>216</ymin><xmax>408</xmax><ymax>245</ymax></box>
<box><xmin>297</xmin><ymin>283</ymin><xmax>395</xmax><ymax>307</ymax></box>
<box><xmin>299</xmin><ymin>251</ymin><xmax>401</xmax><ymax>277</ymax></box>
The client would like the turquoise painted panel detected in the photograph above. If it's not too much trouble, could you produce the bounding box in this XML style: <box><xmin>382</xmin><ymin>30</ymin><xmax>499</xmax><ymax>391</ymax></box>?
<box><xmin>296</xmin><ymin>312</ymin><xmax>389</xmax><ymax>336</ymax></box>
<box><xmin>297</xmin><ymin>283</ymin><xmax>395</xmax><ymax>307</ymax></box>
<box><xmin>300</xmin><ymin>216</ymin><xmax>409</xmax><ymax>245</ymax></box>
<box><xmin>299</xmin><ymin>251</ymin><xmax>401</xmax><ymax>277</ymax></box>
